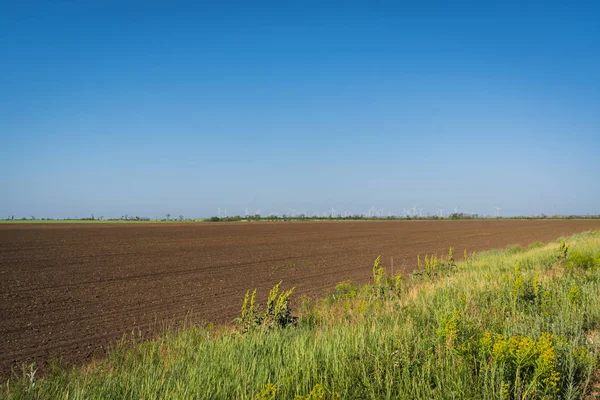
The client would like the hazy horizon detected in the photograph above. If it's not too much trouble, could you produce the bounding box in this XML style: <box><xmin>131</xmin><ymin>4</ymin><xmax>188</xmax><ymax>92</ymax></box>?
<box><xmin>2</xmin><ymin>2</ymin><xmax>599</xmax><ymax>219</ymax></box>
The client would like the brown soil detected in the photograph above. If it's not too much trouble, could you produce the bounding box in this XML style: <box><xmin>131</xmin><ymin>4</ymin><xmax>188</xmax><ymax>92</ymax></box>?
<box><xmin>1</xmin><ymin>220</ymin><xmax>598</xmax><ymax>379</ymax></box>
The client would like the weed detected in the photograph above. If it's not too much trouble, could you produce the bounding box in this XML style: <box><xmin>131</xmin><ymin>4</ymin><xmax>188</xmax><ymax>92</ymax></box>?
<box><xmin>328</xmin><ymin>281</ymin><xmax>358</xmax><ymax>302</ymax></box>
<box><xmin>559</xmin><ymin>240</ymin><xmax>569</xmax><ymax>261</ymax></box>
<box><xmin>294</xmin><ymin>383</ymin><xmax>341</xmax><ymax>400</ymax></box>
<box><xmin>484</xmin><ymin>332</ymin><xmax>562</xmax><ymax>397</ymax></box>
<box><xmin>569</xmin><ymin>285</ymin><xmax>581</xmax><ymax>305</ymax></box>
<box><xmin>568</xmin><ymin>251</ymin><xmax>598</xmax><ymax>271</ymax></box>
<box><xmin>238</xmin><ymin>282</ymin><xmax>296</xmax><ymax>332</ymax></box>
<box><xmin>256</xmin><ymin>383</ymin><xmax>277</xmax><ymax>400</ymax></box>
<box><xmin>372</xmin><ymin>255</ymin><xmax>383</xmax><ymax>286</ymax></box>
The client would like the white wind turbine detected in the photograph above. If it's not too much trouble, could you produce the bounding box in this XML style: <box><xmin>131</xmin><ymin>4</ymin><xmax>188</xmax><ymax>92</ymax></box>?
<box><xmin>244</xmin><ymin>208</ymin><xmax>249</xmax><ymax>217</ymax></box>
<box><xmin>330</xmin><ymin>205</ymin><xmax>337</xmax><ymax>217</ymax></box>
<box><xmin>418</xmin><ymin>208</ymin><xmax>424</xmax><ymax>217</ymax></box>
<box><xmin>495</xmin><ymin>207</ymin><xmax>502</xmax><ymax>218</ymax></box>
<box><xmin>217</xmin><ymin>208</ymin><xmax>223</xmax><ymax>218</ymax></box>
<box><xmin>255</xmin><ymin>209</ymin><xmax>261</xmax><ymax>217</ymax></box>
<box><xmin>438</xmin><ymin>209</ymin><xmax>444</xmax><ymax>218</ymax></box>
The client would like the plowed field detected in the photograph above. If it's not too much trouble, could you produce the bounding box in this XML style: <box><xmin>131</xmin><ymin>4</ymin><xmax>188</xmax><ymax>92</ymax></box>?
<box><xmin>1</xmin><ymin>220</ymin><xmax>599</xmax><ymax>378</ymax></box>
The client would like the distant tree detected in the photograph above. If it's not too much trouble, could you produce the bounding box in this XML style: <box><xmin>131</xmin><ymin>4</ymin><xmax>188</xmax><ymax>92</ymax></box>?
<box><xmin>166</xmin><ymin>214</ymin><xmax>171</xmax><ymax>221</ymax></box>
<box><xmin>179</xmin><ymin>215</ymin><xmax>184</xmax><ymax>221</ymax></box>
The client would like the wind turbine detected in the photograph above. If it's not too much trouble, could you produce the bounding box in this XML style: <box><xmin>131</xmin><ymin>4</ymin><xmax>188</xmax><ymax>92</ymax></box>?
<box><xmin>438</xmin><ymin>209</ymin><xmax>444</xmax><ymax>218</ymax></box>
<box><xmin>495</xmin><ymin>207</ymin><xmax>502</xmax><ymax>218</ymax></box>
<box><xmin>453</xmin><ymin>206</ymin><xmax>459</xmax><ymax>214</ymax></box>
<box><xmin>244</xmin><ymin>208</ymin><xmax>249</xmax><ymax>217</ymax></box>
<box><xmin>418</xmin><ymin>208</ymin><xmax>424</xmax><ymax>218</ymax></box>
<box><xmin>217</xmin><ymin>208</ymin><xmax>223</xmax><ymax>218</ymax></box>
<box><xmin>255</xmin><ymin>209</ymin><xmax>261</xmax><ymax>217</ymax></box>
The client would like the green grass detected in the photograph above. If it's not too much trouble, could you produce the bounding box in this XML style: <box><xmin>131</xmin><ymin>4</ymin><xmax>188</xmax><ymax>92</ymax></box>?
<box><xmin>3</xmin><ymin>231</ymin><xmax>600</xmax><ymax>399</ymax></box>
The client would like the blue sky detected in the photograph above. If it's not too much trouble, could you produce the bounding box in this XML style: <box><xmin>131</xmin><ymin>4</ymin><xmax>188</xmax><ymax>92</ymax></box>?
<box><xmin>2</xmin><ymin>1</ymin><xmax>599</xmax><ymax>218</ymax></box>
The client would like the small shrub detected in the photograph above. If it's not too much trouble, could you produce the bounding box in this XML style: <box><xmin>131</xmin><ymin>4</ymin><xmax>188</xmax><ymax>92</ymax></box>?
<box><xmin>558</xmin><ymin>240</ymin><xmax>569</xmax><ymax>261</ymax></box>
<box><xmin>511</xmin><ymin>263</ymin><xmax>545</xmax><ymax>309</ymax></box>
<box><xmin>329</xmin><ymin>281</ymin><xmax>358</xmax><ymax>302</ymax></box>
<box><xmin>572</xmin><ymin>345</ymin><xmax>597</xmax><ymax>378</ymax></box>
<box><xmin>569</xmin><ymin>286</ymin><xmax>581</xmax><ymax>305</ymax></box>
<box><xmin>436</xmin><ymin>311</ymin><xmax>461</xmax><ymax>349</ymax></box>
<box><xmin>418</xmin><ymin>254</ymin><xmax>440</xmax><ymax>278</ymax></box>
<box><xmin>568</xmin><ymin>251</ymin><xmax>597</xmax><ymax>271</ymax></box>
<box><xmin>483</xmin><ymin>332</ymin><xmax>562</xmax><ymax>397</ymax></box>
<box><xmin>372</xmin><ymin>255</ymin><xmax>383</xmax><ymax>286</ymax></box>
<box><xmin>256</xmin><ymin>383</ymin><xmax>277</xmax><ymax>400</ymax></box>
<box><xmin>417</xmin><ymin>248</ymin><xmax>457</xmax><ymax>279</ymax></box>
<box><xmin>238</xmin><ymin>282</ymin><xmax>296</xmax><ymax>332</ymax></box>
<box><xmin>448</xmin><ymin>247</ymin><xmax>456</xmax><ymax>267</ymax></box>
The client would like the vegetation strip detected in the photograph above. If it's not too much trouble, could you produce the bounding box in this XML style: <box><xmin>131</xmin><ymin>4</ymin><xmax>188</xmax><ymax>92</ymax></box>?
<box><xmin>3</xmin><ymin>231</ymin><xmax>600</xmax><ymax>399</ymax></box>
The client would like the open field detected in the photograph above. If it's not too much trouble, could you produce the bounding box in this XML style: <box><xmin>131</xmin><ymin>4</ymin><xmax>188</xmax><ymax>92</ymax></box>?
<box><xmin>3</xmin><ymin>227</ymin><xmax>600</xmax><ymax>399</ymax></box>
<box><xmin>1</xmin><ymin>220</ymin><xmax>599</xmax><ymax>380</ymax></box>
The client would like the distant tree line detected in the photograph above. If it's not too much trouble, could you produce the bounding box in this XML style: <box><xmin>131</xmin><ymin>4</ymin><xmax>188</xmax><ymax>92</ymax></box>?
<box><xmin>206</xmin><ymin>213</ymin><xmax>600</xmax><ymax>222</ymax></box>
<box><xmin>3</xmin><ymin>213</ymin><xmax>600</xmax><ymax>222</ymax></box>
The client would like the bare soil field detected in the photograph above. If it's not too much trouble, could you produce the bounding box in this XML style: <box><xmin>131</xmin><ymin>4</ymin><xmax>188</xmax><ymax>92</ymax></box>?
<box><xmin>1</xmin><ymin>220</ymin><xmax>599</xmax><ymax>378</ymax></box>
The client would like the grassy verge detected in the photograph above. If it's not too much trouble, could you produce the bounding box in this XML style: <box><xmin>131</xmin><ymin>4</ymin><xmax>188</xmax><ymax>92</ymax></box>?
<box><xmin>3</xmin><ymin>231</ymin><xmax>600</xmax><ymax>399</ymax></box>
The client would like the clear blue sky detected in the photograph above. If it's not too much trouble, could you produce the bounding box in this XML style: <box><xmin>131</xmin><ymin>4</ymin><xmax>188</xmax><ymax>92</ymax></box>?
<box><xmin>2</xmin><ymin>1</ymin><xmax>599</xmax><ymax>218</ymax></box>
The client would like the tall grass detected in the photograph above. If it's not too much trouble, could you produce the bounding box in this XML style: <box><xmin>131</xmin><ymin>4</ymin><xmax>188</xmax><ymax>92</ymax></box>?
<box><xmin>3</xmin><ymin>231</ymin><xmax>600</xmax><ymax>399</ymax></box>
